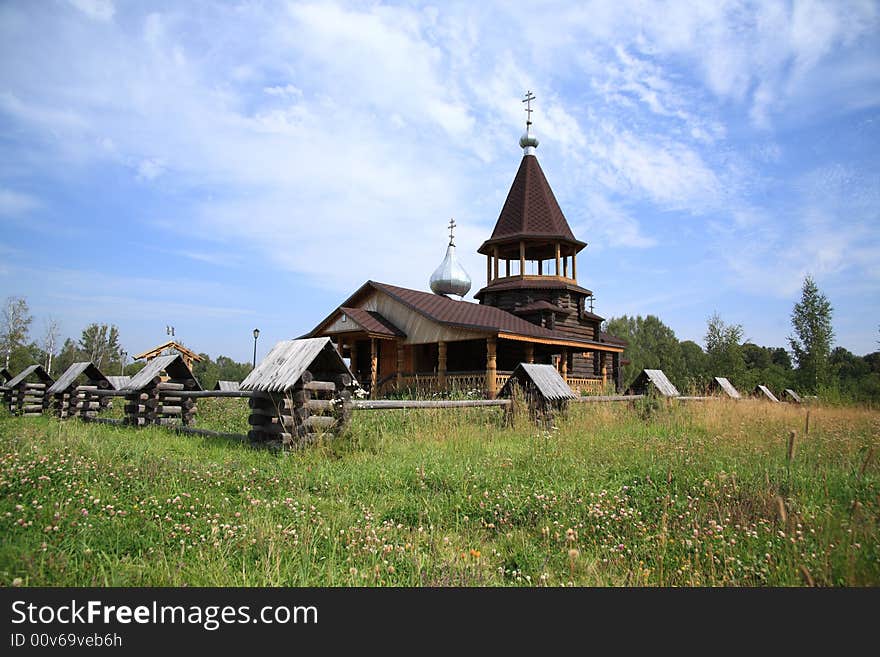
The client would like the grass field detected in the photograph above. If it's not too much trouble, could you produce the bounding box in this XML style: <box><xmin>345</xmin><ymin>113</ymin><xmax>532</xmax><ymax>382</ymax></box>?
<box><xmin>1</xmin><ymin>398</ymin><xmax>877</xmax><ymax>586</ymax></box>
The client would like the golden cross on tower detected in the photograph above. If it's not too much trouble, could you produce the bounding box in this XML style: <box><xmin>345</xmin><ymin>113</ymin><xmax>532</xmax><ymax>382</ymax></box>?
<box><xmin>522</xmin><ymin>90</ymin><xmax>536</xmax><ymax>130</ymax></box>
<box><xmin>448</xmin><ymin>218</ymin><xmax>457</xmax><ymax>245</ymax></box>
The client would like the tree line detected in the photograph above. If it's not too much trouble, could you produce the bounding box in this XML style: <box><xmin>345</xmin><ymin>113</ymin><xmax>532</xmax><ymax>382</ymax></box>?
<box><xmin>605</xmin><ymin>276</ymin><xmax>880</xmax><ymax>402</ymax></box>
<box><xmin>0</xmin><ymin>296</ymin><xmax>251</xmax><ymax>390</ymax></box>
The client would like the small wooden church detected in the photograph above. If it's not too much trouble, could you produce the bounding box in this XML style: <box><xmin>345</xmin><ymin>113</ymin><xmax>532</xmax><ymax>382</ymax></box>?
<box><xmin>309</xmin><ymin>94</ymin><xmax>626</xmax><ymax>398</ymax></box>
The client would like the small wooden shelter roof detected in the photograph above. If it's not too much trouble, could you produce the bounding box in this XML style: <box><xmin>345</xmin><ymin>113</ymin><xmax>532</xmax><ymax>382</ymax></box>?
<box><xmin>754</xmin><ymin>385</ymin><xmax>779</xmax><ymax>402</ymax></box>
<box><xmin>106</xmin><ymin>376</ymin><xmax>131</xmax><ymax>390</ymax></box>
<box><xmin>214</xmin><ymin>380</ymin><xmax>240</xmax><ymax>391</ymax></box>
<box><xmin>783</xmin><ymin>388</ymin><xmax>802</xmax><ymax>403</ymax></box>
<box><xmin>241</xmin><ymin>338</ymin><xmax>353</xmax><ymax>393</ymax></box>
<box><xmin>631</xmin><ymin>369</ymin><xmax>680</xmax><ymax>397</ymax></box>
<box><xmin>122</xmin><ymin>354</ymin><xmax>201</xmax><ymax>392</ymax></box>
<box><xmin>47</xmin><ymin>362</ymin><xmax>109</xmax><ymax>395</ymax></box>
<box><xmin>7</xmin><ymin>364</ymin><xmax>54</xmax><ymax>389</ymax></box>
<box><xmin>711</xmin><ymin>376</ymin><xmax>741</xmax><ymax>399</ymax></box>
<box><xmin>134</xmin><ymin>341</ymin><xmax>203</xmax><ymax>363</ymax></box>
<box><xmin>499</xmin><ymin>363</ymin><xmax>577</xmax><ymax>402</ymax></box>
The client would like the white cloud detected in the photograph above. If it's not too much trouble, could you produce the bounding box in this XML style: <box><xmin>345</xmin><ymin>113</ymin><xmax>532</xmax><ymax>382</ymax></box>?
<box><xmin>67</xmin><ymin>0</ymin><xmax>115</xmax><ymax>22</ymax></box>
<box><xmin>0</xmin><ymin>189</ymin><xmax>40</xmax><ymax>217</ymax></box>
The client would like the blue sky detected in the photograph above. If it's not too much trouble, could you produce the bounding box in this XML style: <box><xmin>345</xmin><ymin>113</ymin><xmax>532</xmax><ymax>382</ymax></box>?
<box><xmin>1</xmin><ymin>0</ymin><xmax>878</xmax><ymax>363</ymax></box>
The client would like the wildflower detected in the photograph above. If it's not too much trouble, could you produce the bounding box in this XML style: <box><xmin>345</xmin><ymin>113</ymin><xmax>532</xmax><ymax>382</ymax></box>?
<box><xmin>565</xmin><ymin>528</ymin><xmax>576</xmax><ymax>542</ymax></box>
<box><xmin>12</xmin><ymin>578</ymin><xmax>23</xmax><ymax>587</ymax></box>
<box><xmin>470</xmin><ymin>549</ymin><xmax>481</xmax><ymax>559</ymax></box>
<box><xmin>568</xmin><ymin>548</ymin><xmax>579</xmax><ymax>559</ymax></box>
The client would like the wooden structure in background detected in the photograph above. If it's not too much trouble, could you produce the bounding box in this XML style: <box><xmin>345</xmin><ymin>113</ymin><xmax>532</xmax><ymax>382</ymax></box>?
<box><xmin>121</xmin><ymin>355</ymin><xmax>201</xmax><ymax>427</ymax></box>
<box><xmin>47</xmin><ymin>362</ymin><xmax>111</xmax><ymax>419</ymax></box>
<box><xmin>133</xmin><ymin>341</ymin><xmax>203</xmax><ymax>371</ymax></box>
<box><xmin>628</xmin><ymin>369</ymin><xmax>680</xmax><ymax>397</ymax></box>
<box><xmin>710</xmin><ymin>376</ymin><xmax>741</xmax><ymax>399</ymax></box>
<box><xmin>783</xmin><ymin>388</ymin><xmax>802</xmax><ymax>403</ymax></box>
<box><xmin>241</xmin><ymin>338</ymin><xmax>355</xmax><ymax>449</ymax></box>
<box><xmin>214</xmin><ymin>380</ymin><xmax>240</xmax><ymax>392</ymax></box>
<box><xmin>6</xmin><ymin>365</ymin><xmax>54</xmax><ymax>416</ymax></box>
<box><xmin>106</xmin><ymin>375</ymin><xmax>131</xmax><ymax>391</ymax></box>
<box><xmin>499</xmin><ymin>362</ymin><xmax>576</xmax><ymax>426</ymax></box>
<box><xmin>754</xmin><ymin>385</ymin><xmax>780</xmax><ymax>402</ymax></box>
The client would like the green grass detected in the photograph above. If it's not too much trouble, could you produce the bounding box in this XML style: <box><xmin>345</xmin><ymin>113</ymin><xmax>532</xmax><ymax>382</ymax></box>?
<box><xmin>1</xmin><ymin>399</ymin><xmax>877</xmax><ymax>586</ymax></box>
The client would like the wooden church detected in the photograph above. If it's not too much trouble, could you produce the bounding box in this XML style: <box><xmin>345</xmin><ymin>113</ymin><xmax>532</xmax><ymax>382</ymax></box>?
<box><xmin>309</xmin><ymin>94</ymin><xmax>625</xmax><ymax>398</ymax></box>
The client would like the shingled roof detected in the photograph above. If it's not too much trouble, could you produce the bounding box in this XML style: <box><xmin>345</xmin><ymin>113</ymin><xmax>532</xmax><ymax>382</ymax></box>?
<box><xmin>339</xmin><ymin>307</ymin><xmax>406</xmax><ymax>338</ymax></box>
<box><xmin>241</xmin><ymin>338</ymin><xmax>352</xmax><ymax>393</ymax></box>
<box><xmin>474</xmin><ymin>276</ymin><xmax>593</xmax><ymax>301</ymax></box>
<box><xmin>478</xmin><ymin>155</ymin><xmax>586</xmax><ymax>255</ymax></box>
<box><xmin>312</xmin><ymin>281</ymin><xmax>624</xmax><ymax>351</ymax></box>
<box><xmin>122</xmin><ymin>355</ymin><xmax>201</xmax><ymax>392</ymax></box>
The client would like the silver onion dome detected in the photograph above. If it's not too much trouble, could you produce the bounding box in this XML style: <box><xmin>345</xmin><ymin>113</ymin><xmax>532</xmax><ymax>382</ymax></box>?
<box><xmin>519</xmin><ymin>131</ymin><xmax>539</xmax><ymax>154</ymax></box>
<box><xmin>430</xmin><ymin>222</ymin><xmax>471</xmax><ymax>297</ymax></box>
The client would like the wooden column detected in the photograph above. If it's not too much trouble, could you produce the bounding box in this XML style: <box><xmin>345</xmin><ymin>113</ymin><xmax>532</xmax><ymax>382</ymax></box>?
<box><xmin>561</xmin><ymin>348</ymin><xmax>568</xmax><ymax>383</ymax></box>
<box><xmin>613</xmin><ymin>352</ymin><xmax>622</xmax><ymax>393</ymax></box>
<box><xmin>563</xmin><ymin>255</ymin><xmax>568</xmax><ymax>278</ymax></box>
<box><xmin>505</xmin><ymin>259</ymin><xmax>510</xmax><ymax>277</ymax></box>
<box><xmin>493</xmin><ymin>247</ymin><xmax>500</xmax><ymax>280</ymax></box>
<box><xmin>336</xmin><ymin>337</ymin><xmax>344</xmax><ymax>356</ymax></box>
<box><xmin>572</xmin><ymin>253</ymin><xmax>577</xmax><ymax>281</ymax></box>
<box><xmin>370</xmin><ymin>338</ymin><xmax>378</xmax><ymax>399</ymax></box>
<box><xmin>438</xmin><ymin>340</ymin><xmax>447</xmax><ymax>388</ymax></box>
<box><xmin>486</xmin><ymin>255</ymin><xmax>492</xmax><ymax>283</ymax></box>
<box><xmin>600</xmin><ymin>352</ymin><xmax>607</xmax><ymax>383</ymax></box>
<box><xmin>519</xmin><ymin>241</ymin><xmax>525</xmax><ymax>276</ymax></box>
<box><xmin>485</xmin><ymin>336</ymin><xmax>497</xmax><ymax>399</ymax></box>
<box><xmin>396</xmin><ymin>340</ymin><xmax>405</xmax><ymax>389</ymax></box>
<box><xmin>525</xmin><ymin>343</ymin><xmax>534</xmax><ymax>364</ymax></box>
<box><xmin>555</xmin><ymin>243</ymin><xmax>561</xmax><ymax>276</ymax></box>
<box><xmin>538</xmin><ymin>260</ymin><xmax>543</xmax><ymax>275</ymax></box>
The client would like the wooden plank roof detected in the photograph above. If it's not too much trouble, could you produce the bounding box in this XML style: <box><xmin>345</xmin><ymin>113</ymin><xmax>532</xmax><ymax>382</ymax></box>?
<box><xmin>632</xmin><ymin>369</ymin><xmax>680</xmax><ymax>397</ymax></box>
<box><xmin>478</xmin><ymin>154</ymin><xmax>586</xmax><ymax>254</ymax></box>
<box><xmin>133</xmin><ymin>341</ymin><xmax>203</xmax><ymax>363</ymax></box>
<box><xmin>754</xmin><ymin>385</ymin><xmax>779</xmax><ymax>402</ymax></box>
<box><xmin>241</xmin><ymin>338</ymin><xmax>353</xmax><ymax>393</ymax></box>
<box><xmin>47</xmin><ymin>362</ymin><xmax>109</xmax><ymax>394</ymax></box>
<box><xmin>214</xmin><ymin>380</ymin><xmax>240</xmax><ymax>391</ymax></box>
<box><xmin>711</xmin><ymin>376</ymin><xmax>741</xmax><ymax>399</ymax></box>
<box><xmin>499</xmin><ymin>363</ymin><xmax>577</xmax><ymax>402</ymax></box>
<box><xmin>7</xmin><ymin>364</ymin><xmax>54</xmax><ymax>388</ymax></box>
<box><xmin>783</xmin><ymin>388</ymin><xmax>802</xmax><ymax>403</ymax></box>
<box><xmin>122</xmin><ymin>354</ymin><xmax>201</xmax><ymax>392</ymax></box>
<box><xmin>474</xmin><ymin>277</ymin><xmax>593</xmax><ymax>301</ymax></box>
<box><xmin>106</xmin><ymin>375</ymin><xmax>131</xmax><ymax>390</ymax></box>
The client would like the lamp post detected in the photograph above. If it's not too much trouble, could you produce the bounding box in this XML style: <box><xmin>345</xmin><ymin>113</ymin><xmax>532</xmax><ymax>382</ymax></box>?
<box><xmin>252</xmin><ymin>328</ymin><xmax>260</xmax><ymax>369</ymax></box>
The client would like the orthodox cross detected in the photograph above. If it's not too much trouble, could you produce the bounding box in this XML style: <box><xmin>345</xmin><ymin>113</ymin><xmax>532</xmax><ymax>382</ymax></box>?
<box><xmin>522</xmin><ymin>90</ymin><xmax>536</xmax><ymax>130</ymax></box>
<box><xmin>448</xmin><ymin>218</ymin><xmax>457</xmax><ymax>245</ymax></box>
<box><xmin>589</xmin><ymin>295</ymin><xmax>595</xmax><ymax>313</ymax></box>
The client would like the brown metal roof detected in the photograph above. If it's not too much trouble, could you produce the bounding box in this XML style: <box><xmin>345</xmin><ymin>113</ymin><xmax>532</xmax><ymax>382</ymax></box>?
<box><xmin>474</xmin><ymin>277</ymin><xmax>593</xmax><ymax>300</ymax></box>
<box><xmin>340</xmin><ymin>307</ymin><xmax>405</xmax><ymax>338</ymax></box>
<box><xmin>478</xmin><ymin>155</ymin><xmax>585</xmax><ymax>255</ymax></box>
<box><xmin>598</xmin><ymin>331</ymin><xmax>627</xmax><ymax>346</ymax></box>
<box><xmin>311</xmin><ymin>281</ymin><xmax>624</xmax><ymax>351</ymax></box>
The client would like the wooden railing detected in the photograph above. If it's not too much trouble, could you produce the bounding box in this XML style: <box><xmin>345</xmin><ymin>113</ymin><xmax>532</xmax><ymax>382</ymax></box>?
<box><xmin>566</xmin><ymin>377</ymin><xmax>607</xmax><ymax>395</ymax></box>
<box><xmin>391</xmin><ymin>371</ymin><xmax>513</xmax><ymax>396</ymax></box>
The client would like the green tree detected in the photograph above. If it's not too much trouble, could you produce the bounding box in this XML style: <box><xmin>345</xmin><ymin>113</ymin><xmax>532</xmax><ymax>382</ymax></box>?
<box><xmin>53</xmin><ymin>338</ymin><xmax>81</xmax><ymax>377</ymax></box>
<box><xmin>788</xmin><ymin>276</ymin><xmax>834</xmax><ymax>392</ymax></box>
<box><xmin>605</xmin><ymin>315</ymin><xmax>685</xmax><ymax>390</ymax></box>
<box><xmin>78</xmin><ymin>324</ymin><xmax>123</xmax><ymax>370</ymax></box>
<box><xmin>1</xmin><ymin>296</ymin><xmax>34</xmax><ymax>373</ymax></box>
<box><xmin>679</xmin><ymin>340</ymin><xmax>708</xmax><ymax>392</ymax></box>
<box><xmin>704</xmin><ymin>313</ymin><xmax>745</xmax><ymax>386</ymax></box>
